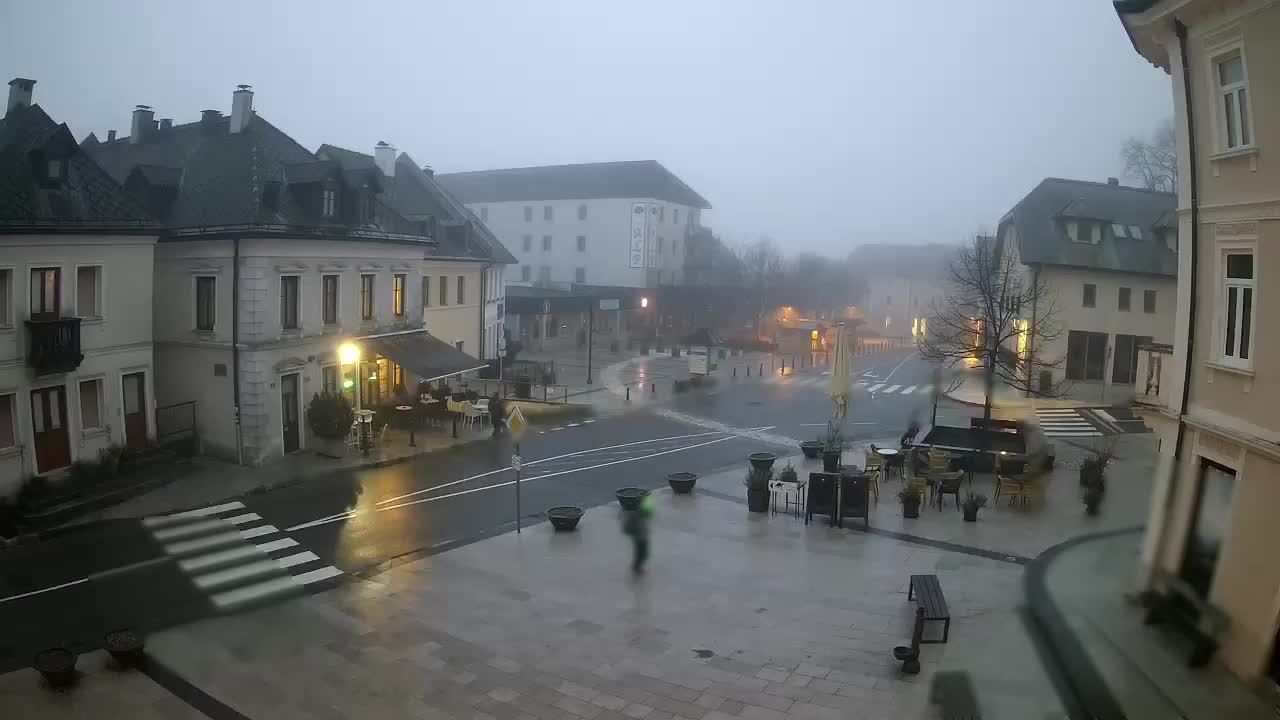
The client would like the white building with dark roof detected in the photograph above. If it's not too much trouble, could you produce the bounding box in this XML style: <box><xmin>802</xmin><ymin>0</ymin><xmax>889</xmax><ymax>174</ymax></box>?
<box><xmin>998</xmin><ymin>177</ymin><xmax>1178</xmax><ymax>402</ymax></box>
<box><xmin>436</xmin><ymin>161</ymin><xmax>711</xmax><ymax>290</ymax></box>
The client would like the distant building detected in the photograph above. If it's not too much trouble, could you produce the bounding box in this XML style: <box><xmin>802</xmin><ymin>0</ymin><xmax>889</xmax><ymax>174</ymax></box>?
<box><xmin>998</xmin><ymin>177</ymin><xmax>1177</xmax><ymax>402</ymax></box>
<box><xmin>87</xmin><ymin>86</ymin><xmax>513</xmax><ymax>464</ymax></box>
<box><xmin>1</xmin><ymin>79</ymin><xmax>158</xmax><ymax>492</ymax></box>
<box><xmin>850</xmin><ymin>243</ymin><xmax>950</xmax><ymax>341</ymax></box>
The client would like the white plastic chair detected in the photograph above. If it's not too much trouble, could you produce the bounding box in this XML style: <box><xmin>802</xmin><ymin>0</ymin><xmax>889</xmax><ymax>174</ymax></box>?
<box><xmin>462</xmin><ymin>401</ymin><xmax>485</xmax><ymax>430</ymax></box>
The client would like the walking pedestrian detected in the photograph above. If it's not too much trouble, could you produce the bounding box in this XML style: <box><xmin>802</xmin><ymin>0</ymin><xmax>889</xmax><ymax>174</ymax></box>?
<box><xmin>489</xmin><ymin>393</ymin><xmax>505</xmax><ymax>436</ymax></box>
<box><xmin>622</xmin><ymin>496</ymin><xmax>654</xmax><ymax>573</ymax></box>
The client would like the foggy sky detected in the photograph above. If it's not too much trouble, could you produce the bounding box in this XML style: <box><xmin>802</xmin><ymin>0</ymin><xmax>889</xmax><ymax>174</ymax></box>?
<box><xmin>1</xmin><ymin>1</ymin><xmax>1172</xmax><ymax>256</ymax></box>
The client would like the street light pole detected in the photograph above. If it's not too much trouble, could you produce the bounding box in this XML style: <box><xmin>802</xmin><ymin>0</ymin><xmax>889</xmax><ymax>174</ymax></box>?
<box><xmin>586</xmin><ymin>306</ymin><xmax>594</xmax><ymax>384</ymax></box>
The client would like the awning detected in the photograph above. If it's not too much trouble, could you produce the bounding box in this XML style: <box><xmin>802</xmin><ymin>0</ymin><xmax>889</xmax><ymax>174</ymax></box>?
<box><xmin>363</xmin><ymin>331</ymin><xmax>489</xmax><ymax>383</ymax></box>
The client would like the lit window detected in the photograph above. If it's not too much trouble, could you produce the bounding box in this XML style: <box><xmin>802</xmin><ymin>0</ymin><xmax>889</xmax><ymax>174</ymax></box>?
<box><xmin>1112</xmin><ymin>224</ymin><xmax>1127</xmax><ymax>238</ymax></box>
<box><xmin>393</xmin><ymin>274</ymin><xmax>405</xmax><ymax>317</ymax></box>
<box><xmin>1217</xmin><ymin>54</ymin><xmax>1251</xmax><ymax>149</ymax></box>
<box><xmin>322</xmin><ymin>189</ymin><xmax>337</xmax><ymax>217</ymax></box>
<box><xmin>1220</xmin><ymin>251</ymin><xmax>1253</xmax><ymax>366</ymax></box>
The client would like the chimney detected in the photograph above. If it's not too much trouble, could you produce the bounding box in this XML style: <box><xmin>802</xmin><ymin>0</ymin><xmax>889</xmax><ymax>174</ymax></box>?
<box><xmin>159</xmin><ymin>118</ymin><xmax>173</xmax><ymax>131</ymax></box>
<box><xmin>230</xmin><ymin>84</ymin><xmax>253</xmax><ymax>134</ymax></box>
<box><xmin>107</xmin><ymin>129</ymin><xmax>117</xmax><ymax>142</ymax></box>
<box><xmin>1107</xmin><ymin>177</ymin><xmax>1119</xmax><ymax>186</ymax></box>
<box><xmin>374</xmin><ymin>141</ymin><xmax>396</xmax><ymax>177</ymax></box>
<box><xmin>200</xmin><ymin>109</ymin><xmax>221</xmax><ymax>134</ymax></box>
<box><xmin>6</xmin><ymin>77</ymin><xmax>35</xmax><ymax>115</ymax></box>
<box><xmin>130</xmin><ymin>105</ymin><xmax>155</xmax><ymax>144</ymax></box>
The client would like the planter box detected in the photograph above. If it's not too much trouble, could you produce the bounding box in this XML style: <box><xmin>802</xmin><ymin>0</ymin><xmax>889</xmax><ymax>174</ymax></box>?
<box><xmin>547</xmin><ymin>506</ymin><xmax>584</xmax><ymax>531</ymax></box>
<box><xmin>667</xmin><ymin>472</ymin><xmax>697</xmax><ymax>494</ymax></box>
<box><xmin>615</xmin><ymin>487</ymin><xmax>649</xmax><ymax>510</ymax></box>
<box><xmin>748</xmin><ymin>452</ymin><xmax>777</xmax><ymax>472</ymax></box>
<box><xmin>800</xmin><ymin>441</ymin><xmax>822</xmax><ymax>459</ymax></box>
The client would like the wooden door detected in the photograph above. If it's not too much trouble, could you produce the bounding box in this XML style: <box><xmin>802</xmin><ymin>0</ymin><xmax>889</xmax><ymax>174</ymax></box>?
<box><xmin>122</xmin><ymin>372</ymin><xmax>147</xmax><ymax>450</ymax></box>
<box><xmin>281</xmin><ymin>373</ymin><xmax>300</xmax><ymax>453</ymax></box>
<box><xmin>30</xmin><ymin>385</ymin><xmax>70</xmax><ymax>473</ymax></box>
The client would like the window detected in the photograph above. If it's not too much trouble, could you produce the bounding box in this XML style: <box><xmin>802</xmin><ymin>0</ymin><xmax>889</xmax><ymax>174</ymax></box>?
<box><xmin>360</xmin><ymin>274</ymin><xmax>374</xmax><ymax>320</ymax></box>
<box><xmin>1118</xmin><ymin>287</ymin><xmax>1131</xmax><ymax>312</ymax></box>
<box><xmin>1082</xmin><ymin>283</ymin><xmax>1096</xmax><ymax>308</ymax></box>
<box><xmin>522</xmin><ymin>235</ymin><xmax>532</xmax><ymax>252</ymax></box>
<box><xmin>1112</xmin><ymin>223</ymin><xmax>1127</xmax><ymax>238</ymax></box>
<box><xmin>575</xmin><ymin>267</ymin><xmax>585</xmax><ymax>283</ymax></box>
<box><xmin>523</xmin><ymin>206</ymin><xmax>532</xmax><ymax>221</ymax></box>
<box><xmin>195</xmin><ymin>276</ymin><xmax>216</xmax><ymax>331</ymax></box>
<box><xmin>1144</xmin><ymin>289</ymin><xmax>1157</xmax><ymax>314</ymax></box>
<box><xmin>0</xmin><ymin>269</ymin><xmax>10</xmax><ymax>326</ymax></box>
<box><xmin>30</xmin><ymin>267</ymin><xmax>59</xmax><ymax>317</ymax></box>
<box><xmin>47</xmin><ymin>158</ymin><xmax>64</xmax><ymax>181</ymax></box>
<box><xmin>0</xmin><ymin>394</ymin><xmax>13</xmax><ymax>449</ymax></box>
<box><xmin>1066</xmin><ymin>330</ymin><xmax>1108</xmax><ymax>381</ymax></box>
<box><xmin>538</xmin><ymin>266</ymin><xmax>551</xmax><ymax>283</ymax></box>
<box><xmin>76</xmin><ymin>266</ymin><xmax>101</xmax><ymax>318</ymax></box>
<box><xmin>393</xmin><ymin>274</ymin><xmax>406</xmax><ymax>317</ymax></box>
<box><xmin>1112</xmin><ymin>334</ymin><xmax>1152</xmax><ymax>384</ymax></box>
<box><xmin>1072</xmin><ymin>222</ymin><xmax>1097</xmax><ymax>244</ymax></box>
<box><xmin>457</xmin><ymin>275</ymin><xmax>465</xmax><ymax>304</ymax></box>
<box><xmin>542</xmin><ymin>235</ymin><xmax>551</xmax><ymax>251</ymax></box>
<box><xmin>521</xmin><ymin>265</ymin><xmax>531</xmax><ymax>282</ymax></box>
<box><xmin>455</xmin><ymin>340</ymin><xmax>465</xmax><ymax>352</ymax></box>
<box><xmin>79</xmin><ymin>379</ymin><xmax>103</xmax><ymax>430</ymax></box>
<box><xmin>1217</xmin><ymin>54</ymin><xmax>1251</xmax><ymax>149</ymax></box>
<box><xmin>577</xmin><ymin>204</ymin><xmax>587</xmax><ymax>221</ymax></box>
<box><xmin>1183</xmin><ymin>460</ymin><xmax>1236</xmax><ymax>597</ymax></box>
<box><xmin>280</xmin><ymin>276</ymin><xmax>300</xmax><ymax>329</ymax></box>
<box><xmin>658</xmin><ymin>237</ymin><xmax>665</xmax><ymax>253</ymax></box>
<box><xmin>322</xmin><ymin>366</ymin><xmax>339</xmax><ymax>395</ymax></box>
<box><xmin>659</xmin><ymin>206</ymin><xmax>665</xmax><ymax>222</ymax></box>
<box><xmin>543</xmin><ymin>205</ymin><xmax>553</xmax><ymax>221</ymax></box>
<box><xmin>673</xmin><ymin>208</ymin><xmax>679</xmax><ymax>225</ymax></box>
<box><xmin>1221</xmin><ymin>251</ymin><xmax>1254</xmax><ymax>366</ymax></box>
<box><xmin>1129</xmin><ymin>225</ymin><xmax>1143</xmax><ymax>240</ymax></box>
<box><xmin>577</xmin><ymin>235</ymin><xmax>586</xmax><ymax>252</ymax></box>
<box><xmin>421</xmin><ymin>276</ymin><xmax>431</xmax><ymax>308</ymax></box>
<box><xmin>322</xmin><ymin>188</ymin><xmax>337</xmax><ymax>217</ymax></box>
<box><xmin>322</xmin><ymin>275</ymin><xmax>339</xmax><ymax>325</ymax></box>
<box><xmin>480</xmin><ymin>207</ymin><xmax>488</xmax><ymax>221</ymax></box>
<box><xmin>439</xmin><ymin>275</ymin><xmax>448</xmax><ymax>306</ymax></box>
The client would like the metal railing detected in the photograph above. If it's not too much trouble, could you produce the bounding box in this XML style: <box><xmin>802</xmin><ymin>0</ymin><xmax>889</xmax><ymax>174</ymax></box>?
<box><xmin>463</xmin><ymin>379</ymin><xmax>573</xmax><ymax>404</ymax></box>
<box><xmin>156</xmin><ymin>400</ymin><xmax>197</xmax><ymax>442</ymax></box>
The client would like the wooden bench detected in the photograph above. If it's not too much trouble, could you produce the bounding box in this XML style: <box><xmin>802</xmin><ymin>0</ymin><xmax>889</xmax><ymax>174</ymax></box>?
<box><xmin>930</xmin><ymin>671</ymin><xmax>981</xmax><ymax>719</ymax></box>
<box><xmin>1142</xmin><ymin>569</ymin><xmax>1228</xmax><ymax>667</ymax></box>
<box><xmin>908</xmin><ymin>574</ymin><xmax>951</xmax><ymax>643</ymax></box>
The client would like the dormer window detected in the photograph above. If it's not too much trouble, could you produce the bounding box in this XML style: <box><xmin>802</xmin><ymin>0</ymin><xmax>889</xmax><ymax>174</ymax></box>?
<box><xmin>362</xmin><ymin>191</ymin><xmax>376</xmax><ymax>224</ymax></box>
<box><xmin>46</xmin><ymin>158</ymin><xmax>65</xmax><ymax>182</ymax></box>
<box><xmin>1128</xmin><ymin>225</ymin><xmax>1142</xmax><ymax>240</ymax></box>
<box><xmin>1112</xmin><ymin>223</ymin><xmax>1128</xmax><ymax>238</ymax></box>
<box><xmin>1069</xmin><ymin>221</ymin><xmax>1098</xmax><ymax>244</ymax></box>
<box><xmin>322</xmin><ymin>188</ymin><xmax>337</xmax><ymax>218</ymax></box>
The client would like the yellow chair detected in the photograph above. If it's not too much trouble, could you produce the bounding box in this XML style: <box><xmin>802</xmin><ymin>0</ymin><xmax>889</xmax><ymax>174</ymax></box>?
<box><xmin>903</xmin><ymin>453</ymin><xmax>930</xmax><ymax>507</ymax></box>
<box><xmin>928</xmin><ymin>448</ymin><xmax>950</xmax><ymax>473</ymax></box>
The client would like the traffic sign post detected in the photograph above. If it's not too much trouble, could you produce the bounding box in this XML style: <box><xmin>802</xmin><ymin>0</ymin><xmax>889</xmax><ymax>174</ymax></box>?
<box><xmin>507</xmin><ymin>405</ymin><xmax>529</xmax><ymax>533</ymax></box>
<box><xmin>512</xmin><ymin>448</ymin><xmax>523</xmax><ymax>533</ymax></box>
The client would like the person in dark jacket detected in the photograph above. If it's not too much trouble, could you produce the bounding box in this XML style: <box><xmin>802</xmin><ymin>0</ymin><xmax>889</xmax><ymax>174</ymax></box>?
<box><xmin>489</xmin><ymin>393</ymin><xmax>505</xmax><ymax>435</ymax></box>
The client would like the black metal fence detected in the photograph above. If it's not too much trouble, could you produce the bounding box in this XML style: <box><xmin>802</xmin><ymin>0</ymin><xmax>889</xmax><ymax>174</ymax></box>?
<box><xmin>465</xmin><ymin>379</ymin><xmax>572</xmax><ymax>404</ymax></box>
<box><xmin>155</xmin><ymin>400</ymin><xmax>197</xmax><ymax>442</ymax></box>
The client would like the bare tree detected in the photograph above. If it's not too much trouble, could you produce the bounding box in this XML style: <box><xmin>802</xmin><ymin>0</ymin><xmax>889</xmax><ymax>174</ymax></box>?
<box><xmin>918</xmin><ymin>234</ymin><xmax>1065</xmax><ymax>426</ymax></box>
<box><xmin>1122</xmin><ymin>118</ymin><xmax>1177</xmax><ymax>193</ymax></box>
<box><xmin>735</xmin><ymin>236</ymin><xmax>783</xmax><ymax>336</ymax></box>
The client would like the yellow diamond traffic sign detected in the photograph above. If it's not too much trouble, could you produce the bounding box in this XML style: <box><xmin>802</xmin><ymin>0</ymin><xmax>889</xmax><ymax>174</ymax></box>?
<box><xmin>507</xmin><ymin>405</ymin><xmax>528</xmax><ymax>438</ymax></box>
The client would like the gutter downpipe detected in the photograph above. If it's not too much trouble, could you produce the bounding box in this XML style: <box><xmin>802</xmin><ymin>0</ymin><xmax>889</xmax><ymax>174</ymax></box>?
<box><xmin>232</xmin><ymin>237</ymin><xmax>243</xmax><ymax>466</ymax></box>
<box><xmin>479</xmin><ymin>262</ymin><xmax>492</xmax><ymax>360</ymax></box>
<box><xmin>1028</xmin><ymin>264</ymin><xmax>1040</xmax><ymax>398</ymax></box>
<box><xmin>1149</xmin><ymin>18</ymin><xmax>1199</xmax><ymax>588</ymax></box>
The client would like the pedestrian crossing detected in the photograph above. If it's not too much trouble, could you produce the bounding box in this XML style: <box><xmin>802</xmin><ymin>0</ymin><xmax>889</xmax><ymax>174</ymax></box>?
<box><xmin>143</xmin><ymin>501</ymin><xmax>343</xmax><ymax>613</ymax></box>
<box><xmin>761</xmin><ymin>373</ymin><xmax>934</xmax><ymax>397</ymax></box>
<box><xmin>1035</xmin><ymin>408</ymin><xmax>1103</xmax><ymax>437</ymax></box>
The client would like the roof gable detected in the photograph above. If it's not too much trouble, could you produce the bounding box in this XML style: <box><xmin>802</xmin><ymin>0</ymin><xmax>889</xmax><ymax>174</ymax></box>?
<box><xmin>435</xmin><ymin>160</ymin><xmax>712</xmax><ymax>209</ymax></box>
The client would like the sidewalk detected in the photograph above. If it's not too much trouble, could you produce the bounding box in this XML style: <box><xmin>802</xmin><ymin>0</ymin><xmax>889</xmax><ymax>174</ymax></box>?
<box><xmin>943</xmin><ymin>372</ymin><xmax>1094</xmax><ymax>412</ymax></box>
<box><xmin>7</xmin><ymin>458</ymin><xmax>1075</xmax><ymax>720</ymax></box>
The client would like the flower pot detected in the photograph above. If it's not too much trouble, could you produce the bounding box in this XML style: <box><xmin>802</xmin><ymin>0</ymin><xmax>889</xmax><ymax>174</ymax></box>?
<box><xmin>963</xmin><ymin>508</ymin><xmax>978</xmax><ymax>522</ymax></box>
<box><xmin>746</xmin><ymin>489</ymin><xmax>770</xmax><ymax>513</ymax></box>
<box><xmin>800</xmin><ymin>441</ymin><xmax>822</xmax><ymax>459</ymax></box>
<box><xmin>547</xmin><ymin>506</ymin><xmax>584</xmax><ymax>531</ymax></box>
<box><xmin>1083</xmin><ymin>487</ymin><xmax>1104</xmax><ymax>516</ymax></box>
<box><xmin>748</xmin><ymin>452</ymin><xmax>777</xmax><ymax>472</ymax></box>
<box><xmin>822</xmin><ymin>450</ymin><xmax>841</xmax><ymax>473</ymax></box>
<box><xmin>34</xmin><ymin>648</ymin><xmax>77</xmax><ymax>688</ymax></box>
<box><xmin>1080</xmin><ymin>464</ymin><xmax>1104</xmax><ymax>488</ymax></box>
<box><xmin>615</xmin><ymin>487</ymin><xmax>650</xmax><ymax>510</ymax></box>
<box><xmin>105</xmin><ymin>629</ymin><xmax>145</xmax><ymax>668</ymax></box>
<box><xmin>902</xmin><ymin>498</ymin><xmax>921</xmax><ymax>519</ymax></box>
<box><xmin>666</xmin><ymin>472</ymin><xmax>697</xmax><ymax>494</ymax></box>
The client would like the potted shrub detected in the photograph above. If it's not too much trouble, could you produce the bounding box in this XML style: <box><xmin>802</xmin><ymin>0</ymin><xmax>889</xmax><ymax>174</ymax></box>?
<box><xmin>778</xmin><ymin>463</ymin><xmax>798</xmax><ymax>485</ymax></box>
<box><xmin>961</xmin><ymin>493</ymin><xmax>987</xmax><ymax>522</ymax></box>
<box><xmin>616</xmin><ymin>487</ymin><xmax>650</xmax><ymax>510</ymax></box>
<box><xmin>104</xmin><ymin>629</ymin><xmax>145</xmax><ymax>668</ymax></box>
<box><xmin>799</xmin><ymin>438</ymin><xmax>823</xmax><ymax>459</ymax></box>
<box><xmin>1083</xmin><ymin>485</ymin><xmax>1104</xmax><ymax>516</ymax></box>
<box><xmin>666</xmin><ymin>471</ymin><xmax>698</xmax><ymax>494</ymax></box>
<box><xmin>34</xmin><ymin>647</ymin><xmax>77</xmax><ymax>687</ymax></box>
<box><xmin>1079</xmin><ymin>438</ymin><xmax>1115</xmax><ymax>488</ymax></box>
<box><xmin>744</xmin><ymin>467</ymin><xmax>771</xmax><ymax>513</ymax></box>
<box><xmin>898</xmin><ymin>486</ymin><xmax>923</xmax><ymax>518</ymax></box>
<box><xmin>547</xmin><ymin>506</ymin><xmax>584</xmax><ymax>531</ymax></box>
<box><xmin>307</xmin><ymin>392</ymin><xmax>354</xmax><ymax>451</ymax></box>
<box><xmin>821</xmin><ymin>425</ymin><xmax>845</xmax><ymax>472</ymax></box>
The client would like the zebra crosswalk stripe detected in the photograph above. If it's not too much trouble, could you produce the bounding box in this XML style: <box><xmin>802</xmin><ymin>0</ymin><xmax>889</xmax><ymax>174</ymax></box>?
<box><xmin>884</xmin><ymin>384</ymin><xmax>902</xmax><ymax>394</ymax></box>
<box><xmin>903</xmin><ymin>385</ymin><xmax>917</xmax><ymax>394</ymax></box>
<box><xmin>868</xmin><ymin>383</ymin><xmax>885</xmax><ymax>392</ymax></box>
<box><xmin>144</xmin><ymin>502</ymin><xmax>344</xmax><ymax>614</ymax></box>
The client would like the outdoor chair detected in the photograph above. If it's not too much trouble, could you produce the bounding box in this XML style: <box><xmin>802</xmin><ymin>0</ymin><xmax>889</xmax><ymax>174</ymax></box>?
<box><xmin>462</xmin><ymin>401</ymin><xmax>486</xmax><ymax>430</ymax></box>
<box><xmin>903</xmin><ymin>458</ymin><xmax>930</xmax><ymax>506</ymax></box>
<box><xmin>932</xmin><ymin>471</ymin><xmax>964</xmax><ymax>510</ymax></box>
<box><xmin>928</xmin><ymin>448</ymin><xmax>951</xmax><ymax>474</ymax></box>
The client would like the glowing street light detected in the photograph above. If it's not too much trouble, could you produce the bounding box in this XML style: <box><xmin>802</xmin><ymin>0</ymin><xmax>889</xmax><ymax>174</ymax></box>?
<box><xmin>338</xmin><ymin>342</ymin><xmax>360</xmax><ymax>365</ymax></box>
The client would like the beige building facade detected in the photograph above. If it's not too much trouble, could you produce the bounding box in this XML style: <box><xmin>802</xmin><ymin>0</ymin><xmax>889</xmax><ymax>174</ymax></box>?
<box><xmin>1120</xmin><ymin>0</ymin><xmax>1280</xmax><ymax>685</ymax></box>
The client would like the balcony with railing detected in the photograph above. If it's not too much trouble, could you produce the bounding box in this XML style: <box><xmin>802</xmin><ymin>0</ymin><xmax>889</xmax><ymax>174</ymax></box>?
<box><xmin>1134</xmin><ymin>341</ymin><xmax>1174</xmax><ymax>411</ymax></box>
<box><xmin>25</xmin><ymin>317</ymin><xmax>83</xmax><ymax>375</ymax></box>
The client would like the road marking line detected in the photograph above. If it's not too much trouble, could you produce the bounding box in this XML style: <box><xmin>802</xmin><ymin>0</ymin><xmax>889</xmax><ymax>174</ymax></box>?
<box><xmin>567</xmin><ymin>423</ymin><xmax>580</xmax><ymax>427</ymax></box>
<box><xmin>152</xmin><ymin>519</ymin><xmax>226</xmax><ymax>542</ymax></box>
<box><xmin>275</xmin><ymin>551</ymin><xmax>320</xmax><ymax>569</ymax></box>
<box><xmin>884</xmin><ymin>384</ymin><xmax>902</xmax><ymax>394</ymax></box>
<box><xmin>868</xmin><ymin>384</ymin><xmax>885</xmax><ymax>392</ymax></box>
<box><xmin>582</xmin><ymin>419</ymin><xmax>596</xmax><ymax>424</ymax></box>
<box><xmin>0</xmin><ymin>577</ymin><xmax>88</xmax><ymax>604</ymax></box>
<box><xmin>295</xmin><ymin>566</ymin><xmax>344</xmax><ymax>585</ymax></box>
<box><xmin>239</xmin><ymin>525</ymin><xmax>278</xmax><ymax>540</ymax></box>
<box><xmin>918</xmin><ymin>385</ymin><xmax>934</xmax><ymax>394</ymax></box>
<box><xmin>143</xmin><ymin>501</ymin><xmax>246</xmax><ymax>527</ymax></box>
<box><xmin>163</xmin><ymin>531</ymin><xmax>243</xmax><ymax>556</ymax></box>
<box><xmin>224</xmin><ymin>513</ymin><xmax>262</xmax><ymax>526</ymax></box>
<box><xmin>255</xmin><ymin>538</ymin><xmax>299</xmax><ymax>553</ymax></box>
<box><xmin>902</xmin><ymin>385</ymin><xmax>917</xmax><ymax>394</ymax></box>
<box><xmin>179</xmin><ymin>545</ymin><xmax>263</xmax><ymax>573</ymax></box>
<box><xmin>374</xmin><ymin>430</ymin><xmax>727</xmax><ymax>506</ymax></box>
<box><xmin>211</xmin><ymin>576</ymin><xmax>298</xmax><ymax>610</ymax></box>
<box><xmin>881</xmin><ymin>352</ymin><xmax>917</xmax><ymax>383</ymax></box>
<box><xmin>194</xmin><ymin>560</ymin><xmax>281</xmax><ymax>590</ymax></box>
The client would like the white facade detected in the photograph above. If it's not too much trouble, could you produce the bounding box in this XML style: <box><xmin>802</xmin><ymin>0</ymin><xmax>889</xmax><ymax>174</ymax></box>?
<box><xmin>0</xmin><ymin>234</ymin><xmax>157</xmax><ymax>494</ymax></box>
<box><xmin>472</xmin><ymin>198</ymin><xmax>699</xmax><ymax>289</ymax></box>
<box><xmin>863</xmin><ymin>274</ymin><xmax>945</xmax><ymax>340</ymax></box>
<box><xmin>153</xmin><ymin>237</ymin><xmax>485</xmax><ymax>464</ymax></box>
<box><xmin>480</xmin><ymin>264</ymin><xmax>505</xmax><ymax>360</ymax></box>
